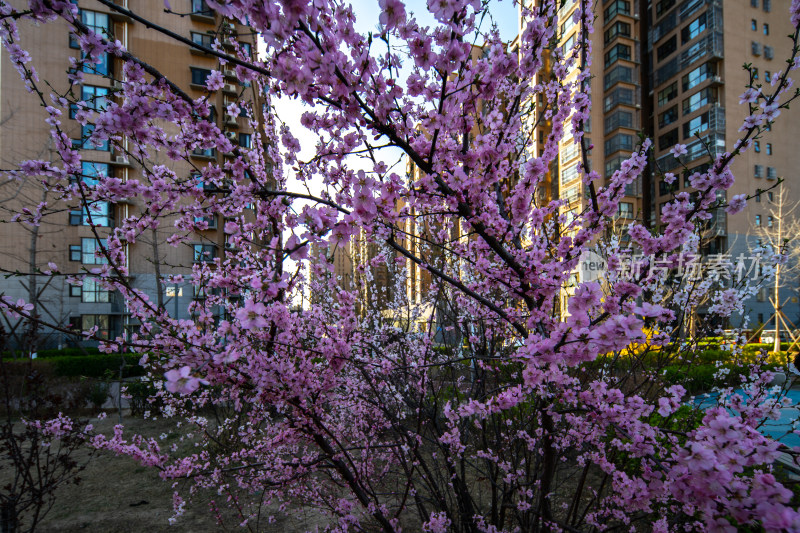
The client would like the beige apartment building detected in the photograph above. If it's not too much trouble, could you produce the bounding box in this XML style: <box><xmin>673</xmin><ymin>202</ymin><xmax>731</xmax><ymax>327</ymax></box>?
<box><xmin>648</xmin><ymin>0</ymin><xmax>800</xmax><ymax>328</ymax></box>
<box><xmin>0</xmin><ymin>0</ymin><xmax>259</xmax><ymax>349</ymax></box>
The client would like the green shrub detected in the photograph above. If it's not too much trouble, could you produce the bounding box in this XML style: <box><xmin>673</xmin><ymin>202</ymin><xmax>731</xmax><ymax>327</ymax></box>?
<box><xmin>49</xmin><ymin>354</ymin><xmax>144</xmax><ymax>378</ymax></box>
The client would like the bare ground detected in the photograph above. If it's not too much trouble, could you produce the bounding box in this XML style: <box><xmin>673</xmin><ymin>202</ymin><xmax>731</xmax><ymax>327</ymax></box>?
<box><xmin>10</xmin><ymin>413</ymin><xmax>332</xmax><ymax>533</ymax></box>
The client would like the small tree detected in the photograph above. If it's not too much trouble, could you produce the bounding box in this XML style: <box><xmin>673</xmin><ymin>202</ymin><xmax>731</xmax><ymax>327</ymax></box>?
<box><xmin>1</xmin><ymin>0</ymin><xmax>800</xmax><ymax>531</ymax></box>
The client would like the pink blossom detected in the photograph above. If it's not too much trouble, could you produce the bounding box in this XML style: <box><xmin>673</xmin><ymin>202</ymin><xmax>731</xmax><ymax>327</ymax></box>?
<box><xmin>164</xmin><ymin>366</ymin><xmax>205</xmax><ymax>394</ymax></box>
<box><xmin>235</xmin><ymin>299</ymin><xmax>268</xmax><ymax>330</ymax></box>
<box><xmin>670</xmin><ymin>144</ymin><xmax>688</xmax><ymax>158</ymax></box>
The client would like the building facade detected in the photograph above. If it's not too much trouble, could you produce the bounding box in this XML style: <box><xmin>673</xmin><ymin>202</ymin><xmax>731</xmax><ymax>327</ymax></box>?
<box><xmin>0</xmin><ymin>0</ymin><xmax>259</xmax><ymax>349</ymax></box>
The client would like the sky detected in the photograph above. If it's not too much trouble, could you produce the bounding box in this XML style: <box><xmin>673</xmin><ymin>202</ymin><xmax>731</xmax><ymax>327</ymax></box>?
<box><xmin>273</xmin><ymin>0</ymin><xmax>521</xmax><ymax>171</ymax></box>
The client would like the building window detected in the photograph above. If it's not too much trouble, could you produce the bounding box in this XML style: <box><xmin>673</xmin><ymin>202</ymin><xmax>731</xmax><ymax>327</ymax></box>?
<box><xmin>757</xmin><ymin>287</ymin><xmax>768</xmax><ymax>302</ymax></box>
<box><xmin>604</xmin><ymin>0</ymin><xmax>630</xmax><ymax>21</ymax></box>
<box><xmin>755</xmin><ymin>214</ymin><xmax>761</xmax><ymax>226</ymax></box>
<box><xmin>682</xmin><ymin>62</ymin><xmax>715</xmax><ymax>91</ymax></box>
<box><xmin>618</xmin><ymin>202</ymin><xmax>634</xmax><ymax>218</ymax></box>
<box><xmin>190</xmin><ymin>67</ymin><xmax>211</xmax><ymax>86</ymax></box>
<box><xmin>657</xmin><ymin>36</ymin><xmax>677</xmax><ymax>62</ymax></box>
<box><xmin>682</xmin><ymin>87</ymin><xmax>715</xmax><ymax>115</ymax></box>
<box><xmin>764</xmin><ymin>46</ymin><xmax>774</xmax><ymax>60</ymax></box>
<box><xmin>605</xmin><ymin>133</ymin><xmax>634</xmax><ymax>155</ymax></box>
<box><xmin>751</xmin><ymin>19</ymin><xmax>757</xmax><ymax>31</ymax></box>
<box><xmin>767</xmin><ymin>216</ymin><xmax>774</xmax><ymax>228</ymax></box>
<box><xmin>68</xmin><ymin>203</ymin><xmax>113</xmax><ymax>227</ymax></box>
<box><xmin>754</xmin><ymin>141</ymin><xmax>761</xmax><ymax>153</ymax></box>
<box><xmin>656</xmin><ymin>0</ymin><xmax>675</xmax><ymax>17</ymax></box>
<box><xmin>193</xmin><ymin>244</ymin><xmax>217</xmax><ymax>262</ymax></box>
<box><xmin>70</xmin><ymin>85</ymin><xmax>109</xmax><ymax>118</ymax></box>
<box><xmin>191</xmin><ymin>31</ymin><xmax>214</xmax><ymax>48</ymax></box>
<box><xmin>604</xmin><ymin>64</ymin><xmax>633</xmax><ymax>89</ymax></box>
<box><xmin>657</xmin><ymin>82</ymin><xmax>678</xmax><ymax>107</ymax></box>
<box><xmin>763</xmin><ymin>0</ymin><xmax>771</xmax><ymax>12</ymax></box>
<box><xmin>766</xmin><ymin>143</ymin><xmax>772</xmax><ymax>155</ymax></box>
<box><xmin>681</xmin><ymin>12</ymin><xmax>707</xmax><ymax>44</ymax></box>
<box><xmin>81</xmin><ymin>238</ymin><xmax>108</xmax><ymax>265</ymax></box>
<box><xmin>81</xmin><ymin>314</ymin><xmax>110</xmax><ymax>339</ymax></box>
<box><xmin>767</xmin><ymin>167</ymin><xmax>777</xmax><ymax>179</ymax></box>
<box><xmin>763</xmin><ymin>23</ymin><xmax>769</xmax><ymax>35</ymax></box>
<box><xmin>604</xmin><ymin>21</ymin><xmax>631</xmax><ymax>44</ymax></box>
<box><xmin>768</xmin><ymin>192</ymin><xmax>774</xmax><ymax>202</ymax></box>
<box><xmin>604</xmin><ymin>43</ymin><xmax>631</xmax><ymax>67</ymax></box>
<box><xmin>754</xmin><ymin>164</ymin><xmax>763</xmax><ymax>178</ymax></box>
<box><xmin>69</xmin><ymin>245</ymin><xmax>81</xmax><ymax>261</ymax></box>
<box><xmin>191</xmin><ymin>0</ymin><xmax>214</xmax><ymax>16</ymax></box>
<box><xmin>683</xmin><ymin>111</ymin><xmax>710</xmax><ymax>139</ymax></box>
<box><xmin>70</xmin><ymin>10</ymin><xmax>110</xmax><ymax>48</ymax></box>
<box><xmin>755</xmin><ymin>189</ymin><xmax>762</xmax><ymax>202</ymax></box>
<box><xmin>238</xmin><ymin>133</ymin><xmax>251</xmax><ymax>148</ymax></box>
<box><xmin>69</xmin><ymin>284</ymin><xmax>82</xmax><ymax>298</ymax></box>
<box><xmin>751</xmin><ymin>0</ymin><xmax>758</xmax><ymax>7</ymax></box>
<box><xmin>604</xmin><ymin>110</ymin><xmax>633</xmax><ymax>133</ymax></box>
<box><xmin>192</xmin><ymin>147</ymin><xmax>216</xmax><ymax>159</ymax></box>
<box><xmin>658</xmin><ymin>106</ymin><xmax>679</xmax><ymax>127</ymax></box>
<box><xmin>658</xmin><ymin>129</ymin><xmax>679</xmax><ymax>151</ymax></box>
<box><xmin>604</xmin><ymin>86</ymin><xmax>634</xmax><ymax>112</ymax></box>
<box><xmin>81</xmin><ymin>277</ymin><xmax>110</xmax><ymax>303</ymax></box>
<box><xmin>240</xmin><ymin>42</ymin><xmax>252</xmax><ymax>58</ymax></box>
<box><xmin>194</xmin><ymin>215</ymin><xmax>218</xmax><ymax>229</ymax></box>
<box><xmin>74</xmin><ymin>124</ymin><xmax>109</xmax><ymax>151</ymax></box>
<box><xmin>752</xmin><ymin>41</ymin><xmax>762</xmax><ymax>56</ymax></box>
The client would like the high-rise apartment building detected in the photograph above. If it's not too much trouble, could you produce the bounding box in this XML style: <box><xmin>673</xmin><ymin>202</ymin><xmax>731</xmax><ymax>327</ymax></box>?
<box><xmin>0</xmin><ymin>0</ymin><xmax>259</xmax><ymax>349</ymax></box>
<box><xmin>647</xmin><ymin>0</ymin><xmax>800</xmax><ymax>328</ymax></box>
<box><xmin>542</xmin><ymin>0</ymin><xmax>800</xmax><ymax>329</ymax></box>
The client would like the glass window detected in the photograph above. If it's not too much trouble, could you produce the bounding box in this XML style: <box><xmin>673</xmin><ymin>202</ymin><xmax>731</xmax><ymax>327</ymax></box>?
<box><xmin>754</xmin><ymin>141</ymin><xmax>761</xmax><ymax>153</ymax></box>
<box><xmin>658</xmin><ymin>106</ymin><xmax>678</xmax><ymax>127</ymax></box>
<box><xmin>658</xmin><ymin>129</ymin><xmax>679</xmax><ymax>151</ymax></box>
<box><xmin>604</xmin><ymin>21</ymin><xmax>631</xmax><ymax>44</ymax></box>
<box><xmin>81</xmin><ymin>51</ymin><xmax>110</xmax><ymax>76</ymax></box>
<box><xmin>766</xmin><ymin>143</ymin><xmax>772</xmax><ymax>155</ymax></box>
<box><xmin>683</xmin><ymin>111</ymin><xmax>709</xmax><ymax>139</ymax></box>
<box><xmin>604</xmin><ymin>64</ymin><xmax>632</xmax><ymax>90</ymax></box>
<box><xmin>765</xmin><ymin>46</ymin><xmax>774</xmax><ymax>60</ymax></box>
<box><xmin>763</xmin><ymin>0</ymin><xmax>771</xmax><ymax>12</ymax></box>
<box><xmin>754</xmin><ymin>164</ymin><xmax>763</xmax><ymax>178</ymax></box>
<box><xmin>767</xmin><ymin>166</ymin><xmax>777</xmax><ymax>179</ymax></box>
<box><xmin>70</xmin><ymin>10</ymin><xmax>110</xmax><ymax>48</ymax></box>
<box><xmin>656</xmin><ymin>0</ymin><xmax>675</xmax><ymax>17</ymax></box>
<box><xmin>682</xmin><ymin>87</ymin><xmax>715</xmax><ymax>115</ymax></box>
<box><xmin>768</xmin><ymin>216</ymin><xmax>774</xmax><ymax>227</ymax></box>
<box><xmin>69</xmin><ymin>245</ymin><xmax>81</xmax><ymax>261</ymax></box>
<box><xmin>751</xmin><ymin>19</ymin><xmax>757</xmax><ymax>31</ymax></box>
<box><xmin>755</xmin><ymin>214</ymin><xmax>761</xmax><ymax>226</ymax></box>
<box><xmin>755</xmin><ymin>189</ymin><xmax>762</xmax><ymax>202</ymax></box>
<box><xmin>81</xmin><ymin>238</ymin><xmax>108</xmax><ymax>265</ymax></box>
<box><xmin>191</xmin><ymin>32</ymin><xmax>214</xmax><ymax>48</ymax></box>
<box><xmin>763</xmin><ymin>23</ymin><xmax>769</xmax><ymax>35</ymax></box>
<box><xmin>604</xmin><ymin>0</ymin><xmax>630</xmax><ymax>21</ymax></box>
<box><xmin>81</xmin><ymin>314</ymin><xmax>110</xmax><ymax>339</ymax></box>
<box><xmin>191</xmin><ymin>0</ymin><xmax>213</xmax><ymax>16</ymax></box>
<box><xmin>682</xmin><ymin>62</ymin><xmax>715</xmax><ymax>91</ymax></box>
<box><xmin>657</xmin><ymin>82</ymin><xmax>678</xmax><ymax>107</ymax></box>
<box><xmin>190</xmin><ymin>67</ymin><xmax>211</xmax><ymax>85</ymax></box>
<box><xmin>193</xmin><ymin>244</ymin><xmax>217</xmax><ymax>262</ymax></box>
<box><xmin>238</xmin><ymin>133</ymin><xmax>251</xmax><ymax>148</ymax></box>
<box><xmin>71</xmin><ymin>85</ymin><xmax>108</xmax><ymax>118</ymax></box>
<box><xmin>240</xmin><ymin>42</ymin><xmax>252</xmax><ymax>58</ymax></box>
<box><xmin>605</xmin><ymin>133</ymin><xmax>634</xmax><ymax>155</ymax></box>
<box><xmin>605</xmin><ymin>43</ymin><xmax>631</xmax><ymax>67</ymax></box>
<box><xmin>618</xmin><ymin>202</ymin><xmax>634</xmax><ymax>218</ymax></box>
<box><xmin>75</xmin><ymin>124</ymin><xmax>109</xmax><ymax>151</ymax></box>
<box><xmin>657</xmin><ymin>36</ymin><xmax>677</xmax><ymax>62</ymax></box>
<box><xmin>604</xmin><ymin>86</ymin><xmax>634</xmax><ymax>111</ymax></box>
<box><xmin>751</xmin><ymin>0</ymin><xmax>759</xmax><ymax>7</ymax></box>
<box><xmin>82</xmin><ymin>278</ymin><xmax>109</xmax><ymax>303</ymax></box>
<box><xmin>681</xmin><ymin>12</ymin><xmax>707</xmax><ymax>44</ymax></box>
<box><xmin>752</xmin><ymin>41</ymin><xmax>762</xmax><ymax>56</ymax></box>
<box><xmin>604</xmin><ymin>110</ymin><xmax>633</xmax><ymax>133</ymax></box>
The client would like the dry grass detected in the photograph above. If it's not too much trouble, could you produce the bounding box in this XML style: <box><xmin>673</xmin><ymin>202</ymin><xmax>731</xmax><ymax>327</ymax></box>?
<box><xmin>5</xmin><ymin>413</ymin><xmax>332</xmax><ymax>533</ymax></box>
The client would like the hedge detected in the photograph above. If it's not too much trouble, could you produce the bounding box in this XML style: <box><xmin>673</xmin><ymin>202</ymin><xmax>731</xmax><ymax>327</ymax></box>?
<box><xmin>2</xmin><ymin>354</ymin><xmax>144</xmax><ymax>378</ymax></box>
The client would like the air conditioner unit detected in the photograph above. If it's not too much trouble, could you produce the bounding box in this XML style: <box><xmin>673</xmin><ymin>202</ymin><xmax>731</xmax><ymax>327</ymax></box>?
<box><xmin>225</xmin><ymin>131</ymin><xmax>237</xmax><ymax>141</ymax></box>
<box><xmin>111</xmin><ymin>80</ymin><xmax>123</xmax><ymax>90</ymax></box>
<box><xmin>224</xmin><ymin>242</ymin><xmax>237</xmax><ymax>250</ymax></box>
<box><xmin>114</xmin><ymin>155</ymin><xmax>129</xmax><ymax>165</ymax></box>
<box><xmin>223</xmin><ymin>69</ymin><xmax>236</xmax><ymax>78</ymax></box>
<box><xmin>223</xmin><ymin>83</ymin><xmax>237</xmax><ymax>93</ymax></box>
<box><xmin>224</xmin><ymin>114</ymin><xmax>237</xmax><ymax>124</ymax></box>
